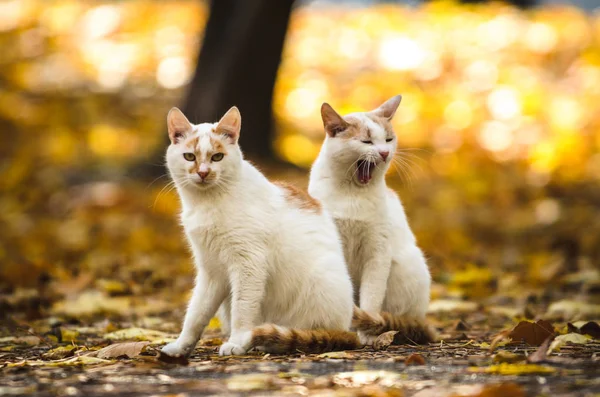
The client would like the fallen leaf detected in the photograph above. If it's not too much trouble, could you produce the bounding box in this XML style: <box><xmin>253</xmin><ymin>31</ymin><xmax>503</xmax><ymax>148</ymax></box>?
<box><xmin>428</xmin><ymin>300</ymin><xmax>478</xmax><ymax>314</ymax></box>
<box><xmin>51</xmin><ymin>290</ymin><xmax>132</xmax><ymax>317</ymax></box>
<box><xmin>227</xmin><ymin>373</ymin><xmax>274</xmax><ymax>391</ymax></box>
<box><xmin>567</xmin><ymin>321</ymin><xmax>600</xmax><ymax>339</ymax></box>
<box><xmin>493</xmin><ymin>351</ymin><xmax>525</xmax><ymax>364</ymax></box>
<box><xmin>42</xmin><ymin>346</ymin><xmax>77</xmax><ymax>360</ymax></box>
<box><xmin>454</xmin><ymin>320</ymin><xmax>471</xmax><ymax>331</ymax></box>
<box><xmin>199</xmin><ymin>337</ymin><xmax>223</xmax><ymax>346</ymax></box>
<box><xmin>508</xmin><ymin>320</ymin><xmax>554</xmax><ymax>346</ymax></box>
<box><xmin>547</xmin><ymin>333</ymin><xmax>590</xmax><ymax>354</ymax></box>
<box><xmin>453</xmin><ymin>383</ymin><xmax>525</xmax><ymax>397</ymax></box>
<box><xmin>527</xmin><ymin>335</ymin><xmax>554</xmax><ymax>363</ymax></box>
<box><xmin>546</xmin><ymin>300</ymin><xmax>600</xmax><ymax>320</ymax></box>
<box><xmin>104</xmin><ymin>327</ymin><xmax>171</xmax><ymax>342</ymax></box>
<box><xmin>469</xmin><ymin>363</ymin><xmax>555</xmax><ymax>375</ymax></box>
<box><xmin>405</xmin><ymin>353</ymin><xmax>426</xmax><ymax>366</ymax></box>
<box><xmin>60</xmin><ymin>329</ymin><xmax>79</xmax><ymax>343</ymax></box>
<box><xmin>332</xmin><ymin>371</ymin><xmax>400</xmax><ymax>387</ymax></box>
<box><xmin>207</xmin><ymin>317</ymin><xmax>222</xmax><ymax>331</ymax></box>
<box><xmin>8</xmin><ymin>355</ymin><xmax>113</xmax><ymax>368</ymax></box>
<box><xmin>317</xmin><ymin>351</ymin><xmax>351</xmax><ymax>359</ymax></box>
<box><xmin>373</xmin><ymin>331</ymin><xmax>398</xmax><ymax>351</ymax></box>
<box><xmin>96</xmin><ymin>341</ymin><xmax>150</xmax><ymax>359</ymax></box>
<box><xmin>0</xmin><ymin>336</ymin><xmax>41</xmax><ymax>346</ymax></box>
<box><xmin>156</xmin><ymin>351</ymin><xmax>189</xmax><ymax>365</ymax></box>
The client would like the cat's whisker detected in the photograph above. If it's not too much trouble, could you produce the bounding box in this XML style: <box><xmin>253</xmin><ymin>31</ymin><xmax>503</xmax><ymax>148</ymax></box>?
<box><xmin>152</xmin><ymin>180</ymin><xmax>181</xmax><ymax>209</ymax></box>
<box><xmin>391</xmin><ymin>156</ymin><xmax>417</xmax><ymax>189</ymax></box>
<box><xmin>394</xmin><ymin>151</ymin><xmax>426</xmax><ymax>176</ymax></box>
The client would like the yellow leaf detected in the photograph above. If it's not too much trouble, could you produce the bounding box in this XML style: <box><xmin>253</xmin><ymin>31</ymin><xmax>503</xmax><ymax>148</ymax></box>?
<box><xmin>548</xmin><ymin>333</ymin><xmax>590</xmax><ymax>354</ymax></box>
<box><xmin>493</xmin><ymin>351</ymin><xmax>526</xmax><ymax>364</ymax></box>
<box><xmin>42</xmin><ymin>346</ymin><xmax>77</xmax><ymax>360</ymax></box>
<box><xmin>103</xmin><ymin>327</ymin><xmax>171</xmax><ymax>342</ymax></box>
<box><xmin>469</xmin><ymin>363</ymin><xmax>555</xmax><ymax>375</ymax></box>
<box><xmin>207</xmin><ymin>317</ymin><xmax>221</xmax><ymax>330</ymax></box>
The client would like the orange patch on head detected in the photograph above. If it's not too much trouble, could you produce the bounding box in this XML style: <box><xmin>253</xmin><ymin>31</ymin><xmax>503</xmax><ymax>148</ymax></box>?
<box><xmin>209</xmin><ymin>136</ymin><xmax>227</xmax><ymax>155</ymax></box>
<box><xmin>366</xmin><ymin>113</ymin><xmax>395</xmax><ymax>136</ymax></box>
<box><xmin>335</xmin><ymin>116</ymin><xmax>363</xmax><ymax>139</ymax></box>
<box><xmin>274</xmin><ymin>182</ymin><xmax>322</xmax><ymax>213</ymax></box>
<box><xmin>186</xmin><ymin>137</ymin><xmax>199</xmax><ymax>149</ymax></box>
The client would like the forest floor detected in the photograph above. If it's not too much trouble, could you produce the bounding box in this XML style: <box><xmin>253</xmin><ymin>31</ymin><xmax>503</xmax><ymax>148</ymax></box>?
<box><xmin>1</xmin><ymin>172</ymin><xmax>600</xmax><ymax>396</ymax></box>
<box><xmin>1</xmin><ymin>301</ymin><xmax>599</xmax><ymax>397</ymax></box>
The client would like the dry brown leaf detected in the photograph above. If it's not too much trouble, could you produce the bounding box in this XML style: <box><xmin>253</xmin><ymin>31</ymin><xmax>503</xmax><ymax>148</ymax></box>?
<box><xmin>405</xmin><ymin>353</ymin><xmax>426</xmax><ymax>366</ymax></box>
<box><xmin>508</xmin><ymin>320</ymin><xmax>555</xmax><ymax>346</ymax></box>
<box><xmin>567</xmin><ymin>321</ymin><xmax>600</xmax><ymax>339</ymax></box>
<box><xmin>373</xmin><ymin>331</ymin><xmax>398</xmax><ymax>351</ymax></box>
<box><xmin>96</xmin><ymin>341</ymin><xmax>150</xmax><ymax>359</ymax></box>
<box><xmin>156</xmin><ymin>350</ymin><xmax>189</xmax><ymax>365</ymax></box>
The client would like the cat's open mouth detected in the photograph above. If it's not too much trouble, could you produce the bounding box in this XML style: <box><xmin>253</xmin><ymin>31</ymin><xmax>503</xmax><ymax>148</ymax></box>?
<box><xmin>356</xmin><ymin>160</ymin><xmax>376</xmax><ymax>185</ymax></box>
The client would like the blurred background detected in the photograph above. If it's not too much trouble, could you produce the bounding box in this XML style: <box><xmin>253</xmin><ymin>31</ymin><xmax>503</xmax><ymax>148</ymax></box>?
<box><xmin>1</xmin><ymin>0</ymin><xmax>599</xmax><ymax>322</ymax></box>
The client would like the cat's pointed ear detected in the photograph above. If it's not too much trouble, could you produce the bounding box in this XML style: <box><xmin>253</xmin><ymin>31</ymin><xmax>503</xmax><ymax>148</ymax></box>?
<box><xmin>321</xmin><ymin>103</ymin><xmax>348</xmax><ymax>137</ymax></box>
<box><xmin>373</xmin><ymin>95</ymin><xmax>402</xmax><ymax>120</ymax></box>
<box><xmin>216</xmin><ymin>106</ymin><xmax>241</xmax><ymax>143</ymax></box>
<box><xmin>167</xmin><ymin>107</ymin><xmax>192</xmax><ymax>144</ymax></box>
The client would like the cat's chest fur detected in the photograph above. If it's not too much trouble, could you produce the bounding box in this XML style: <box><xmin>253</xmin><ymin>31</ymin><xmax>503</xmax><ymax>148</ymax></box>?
<box><xmin>180</xmin><ymin>198</ymin><xmax>269</xmax><ymax>270</ymax></box>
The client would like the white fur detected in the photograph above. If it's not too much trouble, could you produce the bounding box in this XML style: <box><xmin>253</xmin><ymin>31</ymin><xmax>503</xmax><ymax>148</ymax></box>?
<box><xmin>161</xmin><ymin>108</ymin><xmax>354</xmax><ymax>357</ymax></box>
<box><xmin>309</xmin><ymin>105</ymin><xmax>431</xmax><ymax>344</ymax></box>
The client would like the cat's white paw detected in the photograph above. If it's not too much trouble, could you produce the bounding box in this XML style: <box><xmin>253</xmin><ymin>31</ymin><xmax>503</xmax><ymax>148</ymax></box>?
<box><xmin>219</xmin><ymin>342</ymin><xmax>247</xmax><ymax>356</ymax></box>
<box><xmin>358</xmin><ymin>331</ymin><xmax>378</xmax><ymax>346</ymax></box>
<box><xmin>161</xmin><ymin>341</ymin><xmax>193</xmax><ymax>357</ymax></box>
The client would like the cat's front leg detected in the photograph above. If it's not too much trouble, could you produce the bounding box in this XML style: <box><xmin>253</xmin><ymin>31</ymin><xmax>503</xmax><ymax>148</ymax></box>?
<box><xmin>357</xmin><ymin>254</ymin><xmax>391</xmax><ymax>346</ymax></box>
<box><xmin>219</xmin><ymin>255</ymin><xmax>267</xmax><ymax>356</ymax></box>
<box><xmin>162</xmin><ymin>269</ymin><xmax>227</xmax><ymax>357</ymax></box>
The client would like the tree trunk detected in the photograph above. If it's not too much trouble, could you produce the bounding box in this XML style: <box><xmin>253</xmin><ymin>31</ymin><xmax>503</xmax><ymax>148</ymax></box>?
<box><xmin>183</xmin><ymin>0</ymin><xmax>295</xmax><ymax>161</ymax></box>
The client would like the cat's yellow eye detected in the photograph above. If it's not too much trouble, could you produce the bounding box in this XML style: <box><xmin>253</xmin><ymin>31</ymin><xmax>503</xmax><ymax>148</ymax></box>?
<box><xmin>211</xmin><ymin>153</ymin><xmax>224</xmax><ymax>162</ymax></box>
<box><xmin>183</xmin><ymin>153</ymin><xmax>196</xmax><ymax>162</ymax></box>
<box><xmin>386</xmin><ymin>138</ymin><xmax>394</xmax><ymax>142</ymax></box>
<box><xmin>361</xmin><ymin>140</ymin><xmax>373</xmax><ymax>144</ymax></box>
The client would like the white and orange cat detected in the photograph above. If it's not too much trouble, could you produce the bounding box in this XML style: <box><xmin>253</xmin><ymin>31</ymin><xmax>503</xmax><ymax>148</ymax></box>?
<box><xmin>309</xmin><ymin>95</ymin><xmax>434</xmax><ymax>345</ymax></box>
<box><xmin>161</xmin><ymin>106</ymin><xmax>360</xmax><ymax>357</ymax></box>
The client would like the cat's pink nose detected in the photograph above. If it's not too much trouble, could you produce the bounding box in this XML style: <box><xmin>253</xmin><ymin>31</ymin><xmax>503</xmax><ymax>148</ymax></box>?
<box><xmin>379</xmin><ymin>150</ymin><xmax>389</xmax><ymax>161</ymax></box>
<box><xmin>198</xmin><ymin>171</ymin><xmax>209</xmax><ymax>180</ymax></box>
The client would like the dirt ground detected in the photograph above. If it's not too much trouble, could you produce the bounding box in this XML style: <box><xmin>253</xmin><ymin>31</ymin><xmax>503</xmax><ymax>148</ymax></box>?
<box><xmin>1</xmin><ymin>304</ymin><xmax>599</xmax><ymax>397</ymax></box>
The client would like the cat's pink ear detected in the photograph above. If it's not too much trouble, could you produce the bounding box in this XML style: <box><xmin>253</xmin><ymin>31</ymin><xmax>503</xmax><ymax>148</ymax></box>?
<box><xmin>373</xmin><ymin>95</ymin><xmax>402</xmax><ymax>120</ymax></box>
<box><xmin>167</xmin><ymin>107</ymin><xmax>192</xmax><ymax>144</ymax></box>
<box><xmin>321</xmin><ymin>103</ymin><xmax>348</xmax><ymax>137</ymax></box>
<box><xmin>216</xmin><ymin>106</ymin><xmax>241</xmax><ymax>143</ymax></box>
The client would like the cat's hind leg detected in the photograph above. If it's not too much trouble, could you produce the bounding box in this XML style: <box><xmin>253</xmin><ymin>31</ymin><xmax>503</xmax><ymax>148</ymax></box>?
<box><xmin>382</xmin><ymin>245</ymin><xmax>430</xmax><ymax>318</ymax></box>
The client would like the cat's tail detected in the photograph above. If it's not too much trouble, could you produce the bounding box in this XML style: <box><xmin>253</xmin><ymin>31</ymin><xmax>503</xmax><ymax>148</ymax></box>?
<box><xmin>352</xmin><ymin>306</ymin><xmax>436</xmax><ymax>344</ymax></box>
<box><xmin>249</xmin><ymin>324</ymin><xmax>360</xmax><ymax>354</ymax></box>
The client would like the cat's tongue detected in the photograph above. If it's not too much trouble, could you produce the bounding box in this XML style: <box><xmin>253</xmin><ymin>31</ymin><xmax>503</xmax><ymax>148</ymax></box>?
<box><xmin>357</xmin><ymin>160</ymin><xmax>374</xmax><ymax>185</ymax></box>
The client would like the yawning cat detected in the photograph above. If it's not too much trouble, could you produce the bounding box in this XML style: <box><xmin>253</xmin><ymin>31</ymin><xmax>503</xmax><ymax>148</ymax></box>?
<box><xmin>161</xmin><ymin>106</ymin><xmax>359</xmax><ymax>357</ymax></box>
<box><xmin>309</xmin><ymin>95</ymin><xmax>434</xmax><ymax>345</ymax></box>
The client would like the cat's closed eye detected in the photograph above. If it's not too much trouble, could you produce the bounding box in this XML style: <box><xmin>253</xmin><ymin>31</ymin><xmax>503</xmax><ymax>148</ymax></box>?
<box><xmin>361</xmin><ymin>140</ymin><xmax>373</xmax><ymax>144</ymax></box>
<box><xmin>386</xmin><ymin>138</ymin><xmax>394</xmax><ymax>142</ymax></box>
<box><xmin>183</xmin><ymin>153</ymin><xmax>196</xmax><ymax>161</ymax></box>
<box><xmin>211</xmin><ymin>153</ymin><xmax>224</xmax><ymax>162</ymax></box>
